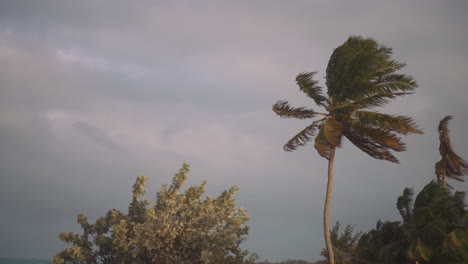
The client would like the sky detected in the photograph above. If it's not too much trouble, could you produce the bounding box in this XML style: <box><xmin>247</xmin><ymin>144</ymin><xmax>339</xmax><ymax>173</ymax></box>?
<box><xmin>0</xmin><ymin>0</ymin><xmax>467</xmax><ymax>262</ymax></box>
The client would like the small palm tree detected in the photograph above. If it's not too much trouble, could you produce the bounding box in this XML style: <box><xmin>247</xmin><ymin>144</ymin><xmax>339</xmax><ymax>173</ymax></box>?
<box><xmin>272</xmin><ymin>36</ymin><xmax>422</xmax><ymax>264</ymax></box>
<box><xmin>435</xmin><ymin>115</ymin><xmax>468</xmax><ymax>188</ymax></box>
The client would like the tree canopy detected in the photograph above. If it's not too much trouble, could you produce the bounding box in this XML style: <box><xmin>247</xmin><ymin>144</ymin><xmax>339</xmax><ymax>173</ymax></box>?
<box><xmin>52</xmin><ymin>163</ymin><xmax>258</xmax><ymax>264</ymax></box>
<box><xmin>320</xmin><ymin>222</ymin><xmax>362</xmax><ymax>264</ymax></box>
<box><xmin>273</xmin><ymin>36</ymin><xmax>422</xmax><ymax>162</ymax></box>
<box><xmin>354</xmin><ymin>181</ymin><xmax>468</xmax><ymax>264</ymax></box>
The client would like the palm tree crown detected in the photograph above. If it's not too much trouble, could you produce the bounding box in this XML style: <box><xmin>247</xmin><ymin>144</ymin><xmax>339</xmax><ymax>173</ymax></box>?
<box><xmin>273</xmin><ymin>36</ymin><xmax>423</xmax><ymax>162</ymax></box>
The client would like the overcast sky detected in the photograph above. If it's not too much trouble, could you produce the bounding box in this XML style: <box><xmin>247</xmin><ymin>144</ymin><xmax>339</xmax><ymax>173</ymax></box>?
<box><xmin>1</xmin><ymin>0</ymin><xmax>467</xmax><ymax>262</ymax></box>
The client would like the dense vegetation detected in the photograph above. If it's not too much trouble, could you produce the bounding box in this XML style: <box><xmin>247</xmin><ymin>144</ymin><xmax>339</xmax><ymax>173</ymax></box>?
<box><xmin>53</xmin><ymin>163</ymin><xmax>258</xmax><ymax>264</ymax></box>
<box><xmin>354</xmin><ymin>181</ymin><xmax>468</xmax><ymax>264</ymax></box>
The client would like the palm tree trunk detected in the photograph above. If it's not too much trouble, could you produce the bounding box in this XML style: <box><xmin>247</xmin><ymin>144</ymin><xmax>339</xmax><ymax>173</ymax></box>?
<box><xmin>442</xmin><ymin>175</ymin><xmax>446</xmax><ymax>189</ymax></box>
<box><xmin>324</xmin><ymin>147</ymin><xmax>336</xmax><ymax>264</ymax></box>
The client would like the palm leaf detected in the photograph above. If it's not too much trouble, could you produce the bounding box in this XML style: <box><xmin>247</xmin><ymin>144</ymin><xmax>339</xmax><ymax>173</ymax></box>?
<box><xmin>283</xmin><ymin>119</ymin><xmax>324</xmax><ymax>152</ymax></box>
<box><xmin>442</xmin><ymin>228</ymin><xmax>468</xmax><ymax>253</ymax></box>
<box><xmin>371</xmin><ymin>59</ymin><xmax>406</xmax><ymax>76</ymax></box>
<box><xmin>351</xmin><ymin>92</ymin><xmax>413</xmax><ymax>109</ymax></box>
<box><xmin>406</xmin><ymin>238</ymin><xmax>433</xmax><ymax>261</ymax></box>
<box><xmin>326</xmin><ymin>36</ymin><xmax>398</xmax><ymax>103</ymax></box>
<box><xmin>349</xmin><ymin>122</ymin><xmax>406</xmax><ymax>152</ymax></box>
<box><xmin>323</xmin><ymin>118</ymin><xmax>344</xmax><ymax>147</ymax></box>
<box><xmin>397</xmin><ymin>188</ymin><xmax>414</xmax><ymax>224</ymax></box>
<box><xmin>354</xmin><ymin>111</ymin><xmax>423</xmax><ymax>135</ymax></box>
<box><xmin>272</xmin><ymin>100</ymin><xmax>316</xmax><ymax>119</ymax></box>
<box><xmin>437</xmin><ymin>115</ymin><xmax>468</xmax><ymax>181</ymax></box>
<box><xmin>315</xmin><ymin>125</ymin><xmax>332</xmax><ymax>159</ymax></box>
<box><xmin>343</xmin><ymin>126</ymin><xmax>399</xmax><ymax>163</ymax></box>
<box><xmin>296</xmin><ymin>72</ymin><xmax>328</xmax><ymax>107</ymax></box>
<box><xmin>375</xmin><ymin>73</ymin><xmax>418</xmax><ymax>94</ymax></box>
<box><xmin>329</xmin><ymin>103</ymin><xmax>363</xmax><ymax>116</ymax></box>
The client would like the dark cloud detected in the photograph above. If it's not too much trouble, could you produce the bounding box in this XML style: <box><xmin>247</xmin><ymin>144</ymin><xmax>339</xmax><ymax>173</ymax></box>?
<box><xmin>0</xmin><ymin>0</ymin><xmax>467</xmax><ymax>262</ymax></box>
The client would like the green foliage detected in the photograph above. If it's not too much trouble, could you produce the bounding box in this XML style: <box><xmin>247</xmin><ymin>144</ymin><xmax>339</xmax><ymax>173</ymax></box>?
<box><xmin>354</xmin><ymin>181</ymin><xmax>468</xmax><ymax>264</ymax></box>
<box><xmin>273</xmin><ymin>35</ymin><xmax>422</xmax><ymax>162</ymax></box>
<box><xmin>52</xmin><ymin>163</ymin><xmax>258</xmax><ymax>264</ymax></box>
<box><xmin>272</xmin><ymin>35</ymin><xmax>421</xmax><ymax>264</ymax></box>
<box><xmin>320</xmin><ymin>222</ymin><xmax>362</xmax><ymax>264</ymax></box>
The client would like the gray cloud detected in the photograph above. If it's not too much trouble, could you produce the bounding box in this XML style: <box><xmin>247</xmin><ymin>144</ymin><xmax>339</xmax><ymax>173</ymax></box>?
<box><xmin>0</xmin><ymin>0</ymin><xmax>467</xmax><ymax>262</ymax></box>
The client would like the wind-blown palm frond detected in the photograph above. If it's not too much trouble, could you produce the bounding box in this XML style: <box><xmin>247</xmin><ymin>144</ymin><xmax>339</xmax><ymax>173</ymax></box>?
<box><xmin>314</xmin><ymin>125</ymin><xmax>333</xmax><ymax>160</ymax></box>
<box><xmin>375</xmin><ymin>73</ymin><xmax>418</xmax><ymax>94</ymax></box>
<box><xmin>371</xmin><ymin>59</ymin><xmax>406</xmax><ymax>76</ymax></box>
<box><xmin>326</xmin><ymin>36</ymin><xmax>418</xmax><ymax>104</ymax></box>
<box><xmin>272</xmin><ymin>100</ymin><xmax>316</xmax><ymax>119</ymax></box>
<box><xmin>351</xmin><ymin>92</ymin><xmax>413</xmax><ymax>109</ymax></box>
<box><xmin>354</xmin><ymin>111</ymin><xmax>423</xmax><ymax>135</ymax></box>
<box><xmin>323</xmin><ymin>118</ymin><xmax>344</xmax><ymax>147</ymax></box>
<box><xmin>397</xmin><ymin>188</ymin><xmax>414</xmax><ymax>224</ymax></box>
<box><xmin>313</xmin><ymin>119</ymin><xmax>345</xmax><ymax>159</ymax></box>
<box><xmin>435</xmin><ymin>115</ymin><xmax>468</xmax><ymax>187</ymax></box>
<box><xmin>343</xmin><ymin>125</ymin><xmax>399</xmax><ymax>163</ymax></box>
<box><xmin>296</xmin><ymin>72</ymin><xmax>328</xmax><ymax>107</ymax></box>
<box><xmin>349</xmin><ymin>123</ymin><xmax>406</xmax><ymax>152</ymax></box>
<box><xmin>406</xmin><ymin>238</ymin><xmax>433</xmax><ymax>262</ymax></box>
<box><xmin>329</xmin><ymin>103</ymin><xmax>363</xmax><ymax>116</ymax></box>
<box><xmin>283</xmin><ymin>119</ymin><xmax>324</xmax><ymax>152</ymax></box>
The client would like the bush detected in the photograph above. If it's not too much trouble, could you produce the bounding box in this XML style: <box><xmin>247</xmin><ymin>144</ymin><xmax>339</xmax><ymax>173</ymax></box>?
<box><xmin>53</xmin><ymin>163</ymin><xmax>258</xmax><ymax>264</ymax></box>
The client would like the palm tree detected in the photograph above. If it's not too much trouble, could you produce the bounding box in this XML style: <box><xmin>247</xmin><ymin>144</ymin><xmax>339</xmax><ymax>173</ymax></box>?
<box><xmin>272</xmin><ymin>36</ymin><xmax>422</xmax><ymax>264</ymax></box>
<box><xmin>435</xmin><ymin>115</ymin><xmax>468</xmax><ymax>188</ymax></box>
<box><xmin>355</xmin><ymin>181</ymin><xmax>468</xmax><ymax>264</ymax></box>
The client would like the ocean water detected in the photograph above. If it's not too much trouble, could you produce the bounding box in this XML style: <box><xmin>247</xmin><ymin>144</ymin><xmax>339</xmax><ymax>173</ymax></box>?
<box><xmin>0</xmin><ymin>259</ymin><xmax>50</xmax><ymax>264</ymax></box>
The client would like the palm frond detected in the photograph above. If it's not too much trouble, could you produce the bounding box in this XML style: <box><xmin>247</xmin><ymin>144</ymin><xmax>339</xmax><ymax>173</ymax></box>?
<box><xmin>350</xmin><ymin>122</ymin><xmax>406</xmax><ymax>152</ymax></box>
<box><xmin>371</xmin><ymin>59</ymin><xmax>406</xmax><ymax>76</ymax></box>
<box><xmin>343</xmin><ymin>126</ymin><xmax>399</xmax><ymax>163</ymax></box>
<box><xmin>437</xmin><ymin>115</ymin><xmax>468</xmax><ymax>183</ymax></box>
<box><xmin>329</xmin><ymin>103</ymin><xmax>363</xmax><ymax>116</ymax></box>
<box><xmin>326</xmin><ymin>37</ymin><xmax>394</xmax><ymax>103</ymax></box>
<box><xmin>442</xmin><ymin>228</ymin><xmax>468</xmax><ymax>253</ymax></box>
<box><xmin>397</xmin><ymin>188</ymin><xmax>414</xmax><ymax>224</ymax></box>
<box><xmin>351</xmin><ymin>92</ymin><xmax>413</xmax><ymax>109</ymax></box>
<box><xmin>315</xmin><ymin>125</ymin><xmax>332</xmax><ymax>159</ymax></box>
<box><xmin>375</xmin><ymin>73</ymin><xmax>418</xmax><ymax>93</ymax></box>
<box><xmin>296</xmin><ymin>72</ymin><xmax>329</xmax><ymax>107</ymax></box>
<box><xmin>406</xmin><ymin>238</ymin><xmax>433</xmax><ymax>262</ymax></box>
<box><xmin>308</xmin><ymin>118</ymin><xmax>344</xmax><ymax>159</ymax></box>
<box><xmin>323</xmin><ymin>118</ymin><xmax>344</xmax><ymax>147</ymax></box>
<box><xmin>272</xmin><ymin>100</ymin><xmax>316</xmax><ymax>119</ymax></box>
<box><xmin>283</xmin><ymin>119</ymin><xmax>324</xmax><ymax>152</ymax></box>
<box><xmin>354</xmin><ymin>111</ymin><xmax>423</xmax><ymax>135</ymax></box>
<box><xmin>438</xmin><ymin>115</ymin><xmax>453</xmax><ymax>137</ymax></box>
<box><xmin>326</xmin><ymin>36</ymin><xmax>418</xmax><ymax>106</ymax></box>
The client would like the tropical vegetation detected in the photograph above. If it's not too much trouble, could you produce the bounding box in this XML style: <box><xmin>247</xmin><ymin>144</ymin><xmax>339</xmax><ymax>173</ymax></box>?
<box><xmin>320</xmin><ymin>222</ymin><xmax>361</xmax><ymax>264</ymax></box>
<box><xmin>353</xmin><ymin>181</ymin><xmax>468</xmax><ymax>264</ymax></box>
<box><xmin>272</xmin><ymin>35</ymin><xmax>422</xmax><ymax>263</ymax></box>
